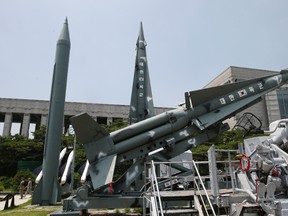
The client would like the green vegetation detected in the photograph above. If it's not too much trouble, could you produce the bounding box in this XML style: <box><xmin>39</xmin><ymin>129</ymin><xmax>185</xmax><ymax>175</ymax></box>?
<box><xmin>102</xmin><ymin>118</ymin><xmax>128</xmax><ymax>132</ymax></box>
<box><xmin>0</xmin><ymin>119</ymin><xmax>129</xmax><ymax>192</ymax></box>
<box><xmin>191</xmin><ymin>128</ymin><xmax>266</xmax><ymax>160</ymax></box>
<box><xmin>0</xmin><ymin>117</ymin><xmax>266</xmax><ymax>193</ymax></box>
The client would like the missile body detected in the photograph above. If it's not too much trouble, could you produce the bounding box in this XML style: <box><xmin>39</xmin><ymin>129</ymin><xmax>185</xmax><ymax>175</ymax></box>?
<box><xmin>128</xmin><ymin>22</ymin><xmax>155</xmax><ymax>124</ymax></box>
<box><xmin>71</xmin><ymin>70</ymin><xmax>288</xmax><ymax>191</ymax></box>
<box><xmin>32</xmin><ymin>19</ymin><xmax>71</xmax><ymax>205</ymax></box>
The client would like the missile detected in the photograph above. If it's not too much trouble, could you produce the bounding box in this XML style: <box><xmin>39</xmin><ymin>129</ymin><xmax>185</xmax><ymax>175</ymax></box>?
<box><xmin>80</xmin><ymin>160</ymin><xmax>90</xmax><ymax>184</ymax></box>
<box><xmin>61</xmin><ymin>150</ymin><xmax>74</xmax><ymax>185</ymax></box>
<box><xmin>71</xmin><ymin>70</ymin><xmax>288</xmax><ymax>190</ymax></box>
<box><xmin>128</xmin><ymin>22</ymin><xmax>155</xmax><ymax>124</ymax></box>
<box><xmin>35</xmin><ymin>147</ymin><xmax>67</xmax><ymax>184</ymax></box>
<box><xmin>32</xmin><ymin>18</ymin><xmax>71</xmax><ymax>205</ymax></box>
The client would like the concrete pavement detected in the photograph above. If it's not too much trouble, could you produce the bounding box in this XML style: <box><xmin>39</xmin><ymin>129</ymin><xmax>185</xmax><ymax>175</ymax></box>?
<box><xmin>0</xmin><ymin>194</ymin><xmax>31</xmax><ymax>211</ymax></box>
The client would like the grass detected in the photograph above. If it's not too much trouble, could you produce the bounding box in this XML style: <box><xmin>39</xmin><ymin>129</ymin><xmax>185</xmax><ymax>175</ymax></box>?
<box><xmin>0</xmin><ymin>199</ymin><xmax>55</xmax><ymax>216</ymax></box>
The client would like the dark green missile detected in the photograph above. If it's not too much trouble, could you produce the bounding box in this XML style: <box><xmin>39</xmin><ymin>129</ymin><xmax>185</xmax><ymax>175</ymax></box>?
<box><xmin>128</xmin><ymin>22</ymin><xmax>155</xmax><ymax>124</ymax></box>
<box><xmin>32</xmin><ymin>18</ymin><xmax>71</xmax><ymax>205</ymax></box>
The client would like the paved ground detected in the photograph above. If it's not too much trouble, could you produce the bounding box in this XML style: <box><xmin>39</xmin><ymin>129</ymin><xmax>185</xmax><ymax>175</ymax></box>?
<box><xmin>0</xmin><ymin>194</ymin><xmax>31</xmax><ymax>211</ymax></box>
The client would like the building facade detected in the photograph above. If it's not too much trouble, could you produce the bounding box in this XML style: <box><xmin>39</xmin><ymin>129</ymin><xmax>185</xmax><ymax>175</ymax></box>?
<box><xmin>204</xmin><ymin>66</ymin><xmax>288</xmax><ymax>130</ymax></box>
<box><xmin>0</xmin><ymin>98</ymin><xmax>171</xmax><ymax>137</ymax></box>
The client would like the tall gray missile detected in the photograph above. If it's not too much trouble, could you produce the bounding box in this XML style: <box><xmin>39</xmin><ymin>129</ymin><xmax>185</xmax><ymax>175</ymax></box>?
<box><xmin>32</xmin><ymin>18</ymin><xmax>71</xmax><ymax>205</ymax></box>
<box><xmin>70</xmin><ymin>70</ymin><xmax>288</xmax><ymax>192</ymax></box>
<box><xmin>128</xmin><ymin>22</ymin><xmax>155</xmax><ymax>124</ymax></box>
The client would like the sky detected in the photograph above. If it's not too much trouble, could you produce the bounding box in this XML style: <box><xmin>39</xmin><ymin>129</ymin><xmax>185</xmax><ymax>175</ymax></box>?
<box><xmin>1</xmin><ymin>1</ymin><xmax>288</xmax><ymax>108</ymax></box>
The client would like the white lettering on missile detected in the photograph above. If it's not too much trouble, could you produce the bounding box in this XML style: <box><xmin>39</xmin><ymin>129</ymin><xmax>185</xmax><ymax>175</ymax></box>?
<box><xmin>220</xmin><ymin>98</ymin><xmax>226</xmax><ymax>104</ymax></box>
<box><xmin>139</xmin><ymin>77</ymin><xmax>144</xmax><ymax>81</ymax></box>
<box><xmin>258</xmin><ymin>83</ymin><xmax>263</xmax><ymax>89</ymax></box>
<box><xmin>139</xmin><ymin>62</ymin><xmax>144</xmax><ymax>66</ymax></box>
<box><xmin>139</xmin><ymin>84</ymin><xmax>144</xmax><ymax>89</ymax></box>
<box><xmin>139</xmin><ymin>93</ymin><xmax>143</xmax><ymax>97</ymax></box>
<box><xmin>139</xmin><ymin>70</ymin><xmax>144</xmax><ymax>74</ymax></box>
<box><xmin>249</xmin><ymin>87</ymin><xmax>255</xmax><ymax>92</ymax></box>
<box><xmin>238</xmin><ymin>89</ymin><xmax>247</xmax><ymax>97</ymax></box>
<box><xmin>229</xmin><ymin>95</ymin><xmax>235</xmax><ymax>101</ymax></box>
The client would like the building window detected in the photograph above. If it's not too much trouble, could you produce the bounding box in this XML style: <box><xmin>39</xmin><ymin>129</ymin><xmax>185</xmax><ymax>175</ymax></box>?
<box><xmin>277</xmin><ymin>89</ymin><xmax>288</xmax><ymax>119</ymax></box>
<box><xmin>97</xmin><ymin>117</ymin><xmax>107</xmax><ymax>125</ymax></box>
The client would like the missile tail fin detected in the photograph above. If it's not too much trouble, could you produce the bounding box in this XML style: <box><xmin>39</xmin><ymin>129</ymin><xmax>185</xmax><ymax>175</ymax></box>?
<box><xmin>70</xmin><ymin>113</ymin><xmax>116</xmax><ymax>190</ymax></box>
<box><xmin>70</xmin><ymin>112</ymin><xmax>114</xmax><ymax>162</ymax></box>
<box><xmin>89</xmin><ymin>154</ymin><xmax>117</xmax><ymax>190</ymax></box>
<box><xmin>70</xmin><ymin>113</ymin><xmax>109</xmax><ymax>144</ymax></box>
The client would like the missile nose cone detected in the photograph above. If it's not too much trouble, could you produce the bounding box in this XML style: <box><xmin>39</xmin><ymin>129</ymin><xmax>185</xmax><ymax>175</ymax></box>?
<box><xmin>57</xmin><ymin>18</ymin><xmax>71</xmax><ymax>46</ymax></box>
<box><xmin>139</xmin><ymin>22</ymin><xmax>145</xmax><ymax>41</ymax></box>
<box><xmin>137</xmin><ymin>22</ymin><xmax>146</xmax><ymax>47</ymax></box>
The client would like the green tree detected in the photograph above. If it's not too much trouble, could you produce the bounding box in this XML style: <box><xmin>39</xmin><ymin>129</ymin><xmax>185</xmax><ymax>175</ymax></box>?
<box><xmin>102</xmin><ymin>119</ymin><xmax>128</xmax><ymax>132</ymax></box>
<box><xmin>191</xmin><ymin>128</ymin><xmax>266</xmax><ymax>161</ymax></box>
<box><xmin>190</xmin><ymin>129</ymin><xmax>245</xmax><ymax>175</ymax></box>
<box><xmin>32</xmin><ymin>125</ymin><xmax>47</xmax><ymax>143</ymax></box>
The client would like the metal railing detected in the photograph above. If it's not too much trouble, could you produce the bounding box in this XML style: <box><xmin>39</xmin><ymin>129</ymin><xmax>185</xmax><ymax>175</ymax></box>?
<box><xmin>143</xmin><ymin>160</ymin><xmax>164</xmax><ymax>216</ymax></box>
<box><xmin>143</xmin><ymin>160</ymin><xmax>216</xmax><ymax>216</ymax></box>
<box><xmin>192</xmin><ymin>160</ymin><xmax>216</xmax><ymax>216</ymax></box>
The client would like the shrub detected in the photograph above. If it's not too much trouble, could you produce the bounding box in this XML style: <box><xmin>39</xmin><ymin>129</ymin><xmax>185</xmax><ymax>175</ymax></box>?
<box><xmin>0</xmin><ymin>182</ymin><xmax>4</xmax><ymax>191</ymax></box>
<box><xmin>12</xmin><ymin>169</ymin><xmax>35</xmax><ymax>192</ymax></box>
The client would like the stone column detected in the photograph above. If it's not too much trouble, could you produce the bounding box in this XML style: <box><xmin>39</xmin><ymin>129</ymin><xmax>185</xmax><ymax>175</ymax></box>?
<box><xmin>3</xmin><ymin>112</ymin><xmax>12</xmax><ymax>136</ymax></box>
<box><xmin>21</xmin><ymin>113</ymin><xmax>30</xmax><ymax>137</ymax></box>
<box><xmin>41</xmin><ymin>114</ymin><xmax>48</xmax><ymax>126</ymax></box>
<box><xmin>107</xmin><ymin>117</ymin><xmax>113</xmax><ymax>125</ymax></box>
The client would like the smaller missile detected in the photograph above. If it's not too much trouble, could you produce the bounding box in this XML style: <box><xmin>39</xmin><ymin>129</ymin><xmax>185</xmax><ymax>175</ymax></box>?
<box><xmin>35</xmin><ymin>147</ymin><xmax>67</xmax><ymax>184</ymax></box>
<box><xmin>61</xmin><ymin>150</ymin><xmax>74</xmax><ymax>185</ymax></box>
<box><xmin>80</xmin><ymin>160</ymin><xmax>90</xmax><ymax>184</ymax></box>
<box><xmin>71</xmin><ymin>70</ymin><xmax>288</xmax><ymax>190</ymax></box>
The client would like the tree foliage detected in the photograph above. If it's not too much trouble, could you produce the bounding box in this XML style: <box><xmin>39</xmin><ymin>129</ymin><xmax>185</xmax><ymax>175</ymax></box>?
<box><xmin>0</xmin><ymin>135</ymin><xmax>43</xmax><ymax>176</ymax></box>
<box><xmin>191</xmin><ymin>128</ymin><xmax>266</xmax><ymax>161</ymax></box>
<box><xmin>32</xmin><ymin>125</ymin><xmax>46</xmax><ymax>143</ymax></box>
<box><xmin>0</xmin><ymin>119</ymin><xmax>130</xmax><ymax>191</ymax></box>
<box><xmin>102</xmin><ymin>119</ymin><xmax>128</xmax><ymax>132</ymax></box>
